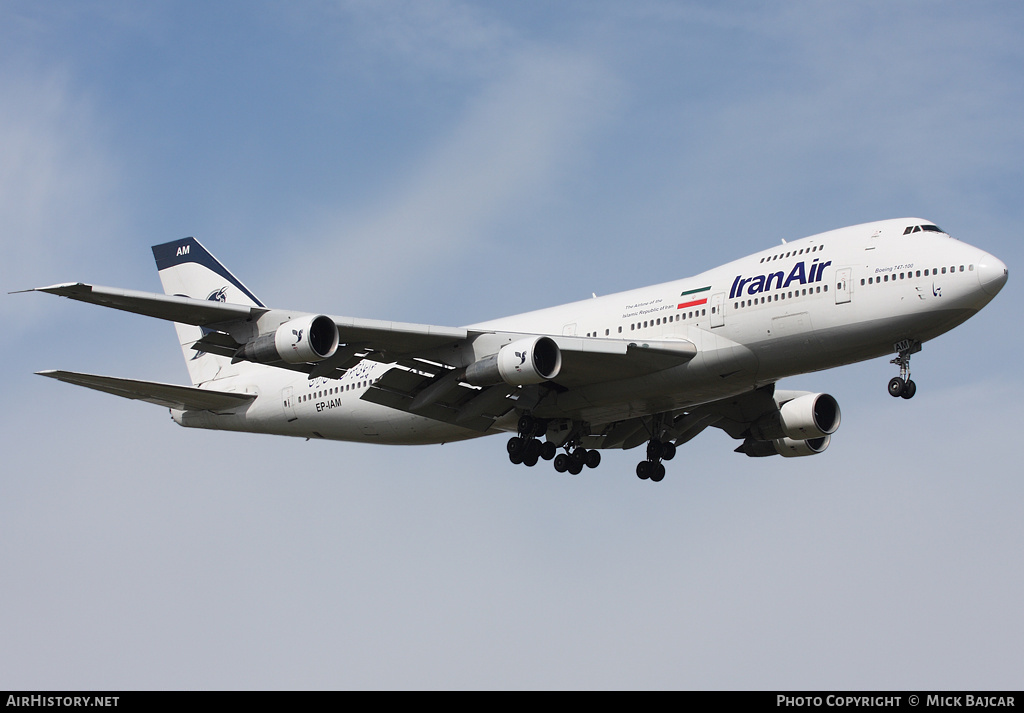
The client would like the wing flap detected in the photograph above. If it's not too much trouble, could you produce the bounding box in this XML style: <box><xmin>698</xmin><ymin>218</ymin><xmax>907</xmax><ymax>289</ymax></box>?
<box><xmin>36</xmin><ymin>370</ymin><xmax>256</xmax><ymax>412</ymax></box>
<box><xmin>362</xmin><ymin>367</ymin><xmax>514</xmax><ymax>432</ymax></box>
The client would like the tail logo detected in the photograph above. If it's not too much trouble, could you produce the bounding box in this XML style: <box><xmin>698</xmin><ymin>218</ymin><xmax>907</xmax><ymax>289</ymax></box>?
<box><xmin>292</xmin><ymin>329</ymin><xmax>304</xmax><ymax>346</ymax></box>
<box><xmin>188</xmin><ymin>287</ymin><xmax>229</xmax><ymax>360</ymax></box>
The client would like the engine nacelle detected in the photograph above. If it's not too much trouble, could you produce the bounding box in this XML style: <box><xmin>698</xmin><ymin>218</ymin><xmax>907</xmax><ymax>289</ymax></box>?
<box><xmin>237</xmin><ymin>314</ymin><xmax>339</xmax><ymax>365</ymax></box>
<box><xmin>737</xmin><ymin>434</ymin><xmax>831</xmax><ymax>458</ymax></box>
<box><xmin>465</xmin><ymin>336</ymin><xmax>562</xmax><ymax>386</ymax></box>
<box><xmin>750</xmin><ymin>392</ymin><xmax>841</xmax><ymax>442</ymax></box>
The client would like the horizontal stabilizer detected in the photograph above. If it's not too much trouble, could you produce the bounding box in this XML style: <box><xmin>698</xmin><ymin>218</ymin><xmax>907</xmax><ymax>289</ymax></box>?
<box><xmin>36</xmin><ymin>370</ymin><xmax>256</xmax><ymax>412</ymax></box>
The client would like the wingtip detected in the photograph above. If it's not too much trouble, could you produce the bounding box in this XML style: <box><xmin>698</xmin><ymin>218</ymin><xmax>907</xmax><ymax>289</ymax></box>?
<box><xmin>16</xmin><ymin>282</ymin><xmax>92</xmax><ymax>296</ymax></box>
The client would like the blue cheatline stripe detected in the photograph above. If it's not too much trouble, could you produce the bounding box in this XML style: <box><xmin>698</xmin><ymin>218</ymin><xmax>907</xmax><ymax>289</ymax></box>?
<box><xmin>151</xmin><ymin>237</ymin><xmax>265</xmax><ymax>307</ymax></box>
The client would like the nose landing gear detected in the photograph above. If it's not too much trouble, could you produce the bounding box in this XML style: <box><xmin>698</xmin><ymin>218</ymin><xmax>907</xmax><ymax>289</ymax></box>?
<box><xmin>888</xmin><ymin>340</ymin><xmax>921</xmax><ymax>399</ymax></box>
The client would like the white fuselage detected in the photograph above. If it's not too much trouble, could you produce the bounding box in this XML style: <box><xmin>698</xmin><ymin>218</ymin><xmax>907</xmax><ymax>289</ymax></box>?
<box><xmin>173</xmin><ymin>219</ymin><xmax>1006</xmax><ymax>445</ymax></box>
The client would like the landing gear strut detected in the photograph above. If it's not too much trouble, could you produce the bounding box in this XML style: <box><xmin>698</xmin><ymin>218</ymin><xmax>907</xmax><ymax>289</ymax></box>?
<box><xmin>636</xmin><ymin>439</ymin><xmax>675</xmax><ymax>482</ymax></box>
<box><xmin>888</xmin><ymin>341</ymin><xmax>921</xmax><ymax>399</ymax></box>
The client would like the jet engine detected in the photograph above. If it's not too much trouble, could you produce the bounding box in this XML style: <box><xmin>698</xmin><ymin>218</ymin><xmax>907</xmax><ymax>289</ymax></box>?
<box><xmin>749</xmin><ymin>392</ymin><xmax>841</xmax><ymax>442</ymax></box>
<box><xmin>236</xmin><ymin>314</ymin><xmax>339</xmax><ymax>364</ymax></box>
<box><xmin>736</xmin><ymin>435</ymin><xmax>831</xmax><ymax>458</ymax></box>
<box><xmin>465</xmin><ymin>336</ymin><xmax>562</xmax><ymax>386</ymax></box>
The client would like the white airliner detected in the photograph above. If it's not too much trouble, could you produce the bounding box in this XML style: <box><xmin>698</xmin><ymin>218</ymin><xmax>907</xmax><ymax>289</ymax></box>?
<box><xmin>26</xmin><ymin>218</ymin><xmax>1007</xmax><ymax>481</ymax></box>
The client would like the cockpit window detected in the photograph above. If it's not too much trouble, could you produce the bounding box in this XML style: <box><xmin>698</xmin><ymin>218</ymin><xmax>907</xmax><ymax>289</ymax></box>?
<box><xmin>903</xmin><ymin>224</ymin><xmax>944</xmax><ymax>235</ymax></box>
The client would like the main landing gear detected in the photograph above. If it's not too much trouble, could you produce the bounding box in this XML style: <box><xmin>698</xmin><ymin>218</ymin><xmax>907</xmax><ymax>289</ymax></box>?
<box><xmin>888</xmin><ymin>340</ymin><xmax>921</xmax><ymax>399</ymax></box>
<box><xmin>507</xmin><ymin>415</ymin><xmax>601</xmax><ymax>475</ymax></box>
<box><xmin>636</xmin><ymin>439</ymin><xmax>676</xmax><ymax>482</ymax></box>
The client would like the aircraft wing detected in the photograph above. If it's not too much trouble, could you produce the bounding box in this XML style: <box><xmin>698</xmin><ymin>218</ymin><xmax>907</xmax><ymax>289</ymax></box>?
<box><xmin>29</xmin><ymin>283</ymin><xmax>264</xmax><ymax>326</ymax></box>
<box><xmin>549</xmin><ymin>336</ymin><xmax>696</xmax><ymax>387</ymax></box>
<box><xmin>361</xmin><ymin>336</ymin><xmax>697</xmax><ymax>431</ymax></box>
<box><xmin>28</xmin><ymin>282</ymin><xmax>468</xmax><ymax>361</ymax></box>
<box><xmin>36</xmin><ymin>370</ymin><xmax>256</xmax><ymax>412</ymax></box>
<box><xmin>30</xmin><ymin>281</ymin><xmax>694</xmax><ymax>377</ymax></box>
<box><xmin>29</xmin><ymin>281</ymin><xmax>698</xmax><ymax>431</ymax></box>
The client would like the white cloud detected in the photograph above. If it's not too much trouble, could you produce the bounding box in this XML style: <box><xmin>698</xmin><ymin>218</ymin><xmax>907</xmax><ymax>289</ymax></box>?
<box><xmin>0</xmin><ymin>69</ymin><xmax>126</xmax><ymax>323</ymax></box>
<box><xmin>276</xmin><ymin>47</ymin><xmax>618</xmax><ymax>319</ymax></box>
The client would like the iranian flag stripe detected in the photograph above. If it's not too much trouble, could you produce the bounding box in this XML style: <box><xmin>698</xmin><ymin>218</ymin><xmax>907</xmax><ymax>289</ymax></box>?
<box><xmin>679</xmin><ymin>285</ymin><xmax>711</xmax><ymax>297</ymax></box>
<box><xmin>678</xmin><ymin>297</ymin><xmax>708</xmax><ymax>309</ymax></box>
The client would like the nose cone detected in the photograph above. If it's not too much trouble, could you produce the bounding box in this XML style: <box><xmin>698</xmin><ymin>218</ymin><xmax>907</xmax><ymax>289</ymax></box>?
<box><xmin>977</xmin><ymin>253</ymin><xmax>1008</xmax><ymax>296</ymax></box>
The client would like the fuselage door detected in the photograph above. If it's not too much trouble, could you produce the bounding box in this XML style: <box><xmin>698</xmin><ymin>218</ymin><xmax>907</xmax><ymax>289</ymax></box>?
<box><xmin>282</xmin><ymin>385</ymin><xmax>298</xmax><ymax>422</ymax></box>
<box><xmin>835</xmin><ymin>268</ymin><xmax>852</xmax><ymax>304</ymax></box>
<box><xmin>710</xmin><ymin>292</ymin><xmax>725</xmax><ymax>328</ymax></box>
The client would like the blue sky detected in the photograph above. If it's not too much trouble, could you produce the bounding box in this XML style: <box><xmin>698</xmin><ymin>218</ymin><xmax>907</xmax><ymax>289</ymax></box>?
<box><xmin>2</xmin><ymin>1</ymin><xmax>1022</xmax><ymax>689</ymax></box>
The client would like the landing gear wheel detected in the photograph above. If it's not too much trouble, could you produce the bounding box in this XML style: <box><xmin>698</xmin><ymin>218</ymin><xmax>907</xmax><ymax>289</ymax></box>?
<box><xmin>646</xmin><ymin>440</ymin><xmax>665</xmax><ymax>461</ymax></box>
<box><xmin>507</xmin><ymin>436</ymin><xmax>525</xmax><ymax>455</ymax></box>
<box><xmin>661</xmin><ymin>442</ymin><xmax>676</xmax><ymax>461</ymax></box>
<box><xmin>888</xmin><ymin>377</ymin><xmax>906</xmax><ymax>398</ymax></box>
<box><xmin>524</xmin><ymin>439</ymin><xmax>541</xmax><ymax>460</ymax></box>
<box><xmin>650</xmin><ymin>462</ymin><xmax>666</xmax><ymax>483</ymax></box>
<box><xmin>523</xmin><ymin>453</ymin><xmax>538</xmax><ymax>467</ymax></box>
<box><xmin>517</xmin><ymin>415</ymin><xmax>546</xmax><ymax>438</ymax></box>
<box><xmin>585</xmin><ymin>450</ymin><xmax>601</xmax><ymax>469</ymax></box>
<box><xmin>901</xmin><ymin>379</ymin><xmax>917</xmax><ymax>399</ymax></box>
<box><xmin>636</xmin><ymin>461</ymin><xmax>652</xmax><ymax>480</ymax></box>
<box><xmin>571</xmin><ymin>448</ymin><xmax>588</xmax><ymax>467</ymax></box>
<box><xmin>567</xmin><ymin>459</ymin><xmax>584</xmax><ymax>475</ymax></box>
<box><xmin>553</xmin><ymin>453</ymin><xmax>569</xmax><ymax>473</ymax></box>
<box><xmin>540</xmin><ymin>441</ymin><xmax>556</xmax><ymax>460</ymax></box>
<box><xmin>509</xmin><ymin>451</ymin><xmax>524</xmax><ymax>465</ymax></box>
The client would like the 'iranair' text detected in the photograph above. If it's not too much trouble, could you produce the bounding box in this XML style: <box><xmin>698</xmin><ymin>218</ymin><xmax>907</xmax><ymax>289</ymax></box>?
<box><xmin>729</xmin><ymin>260</ymin><xmax>832</xmax><ymax>299</ymax></box>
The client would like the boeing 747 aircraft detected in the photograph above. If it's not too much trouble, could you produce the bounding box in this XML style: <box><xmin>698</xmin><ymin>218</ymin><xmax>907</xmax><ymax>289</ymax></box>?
<box><xmin>27</xmin><ymin>218</ymin><xmax>1007</xmax><ymax>481</ymax></box>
